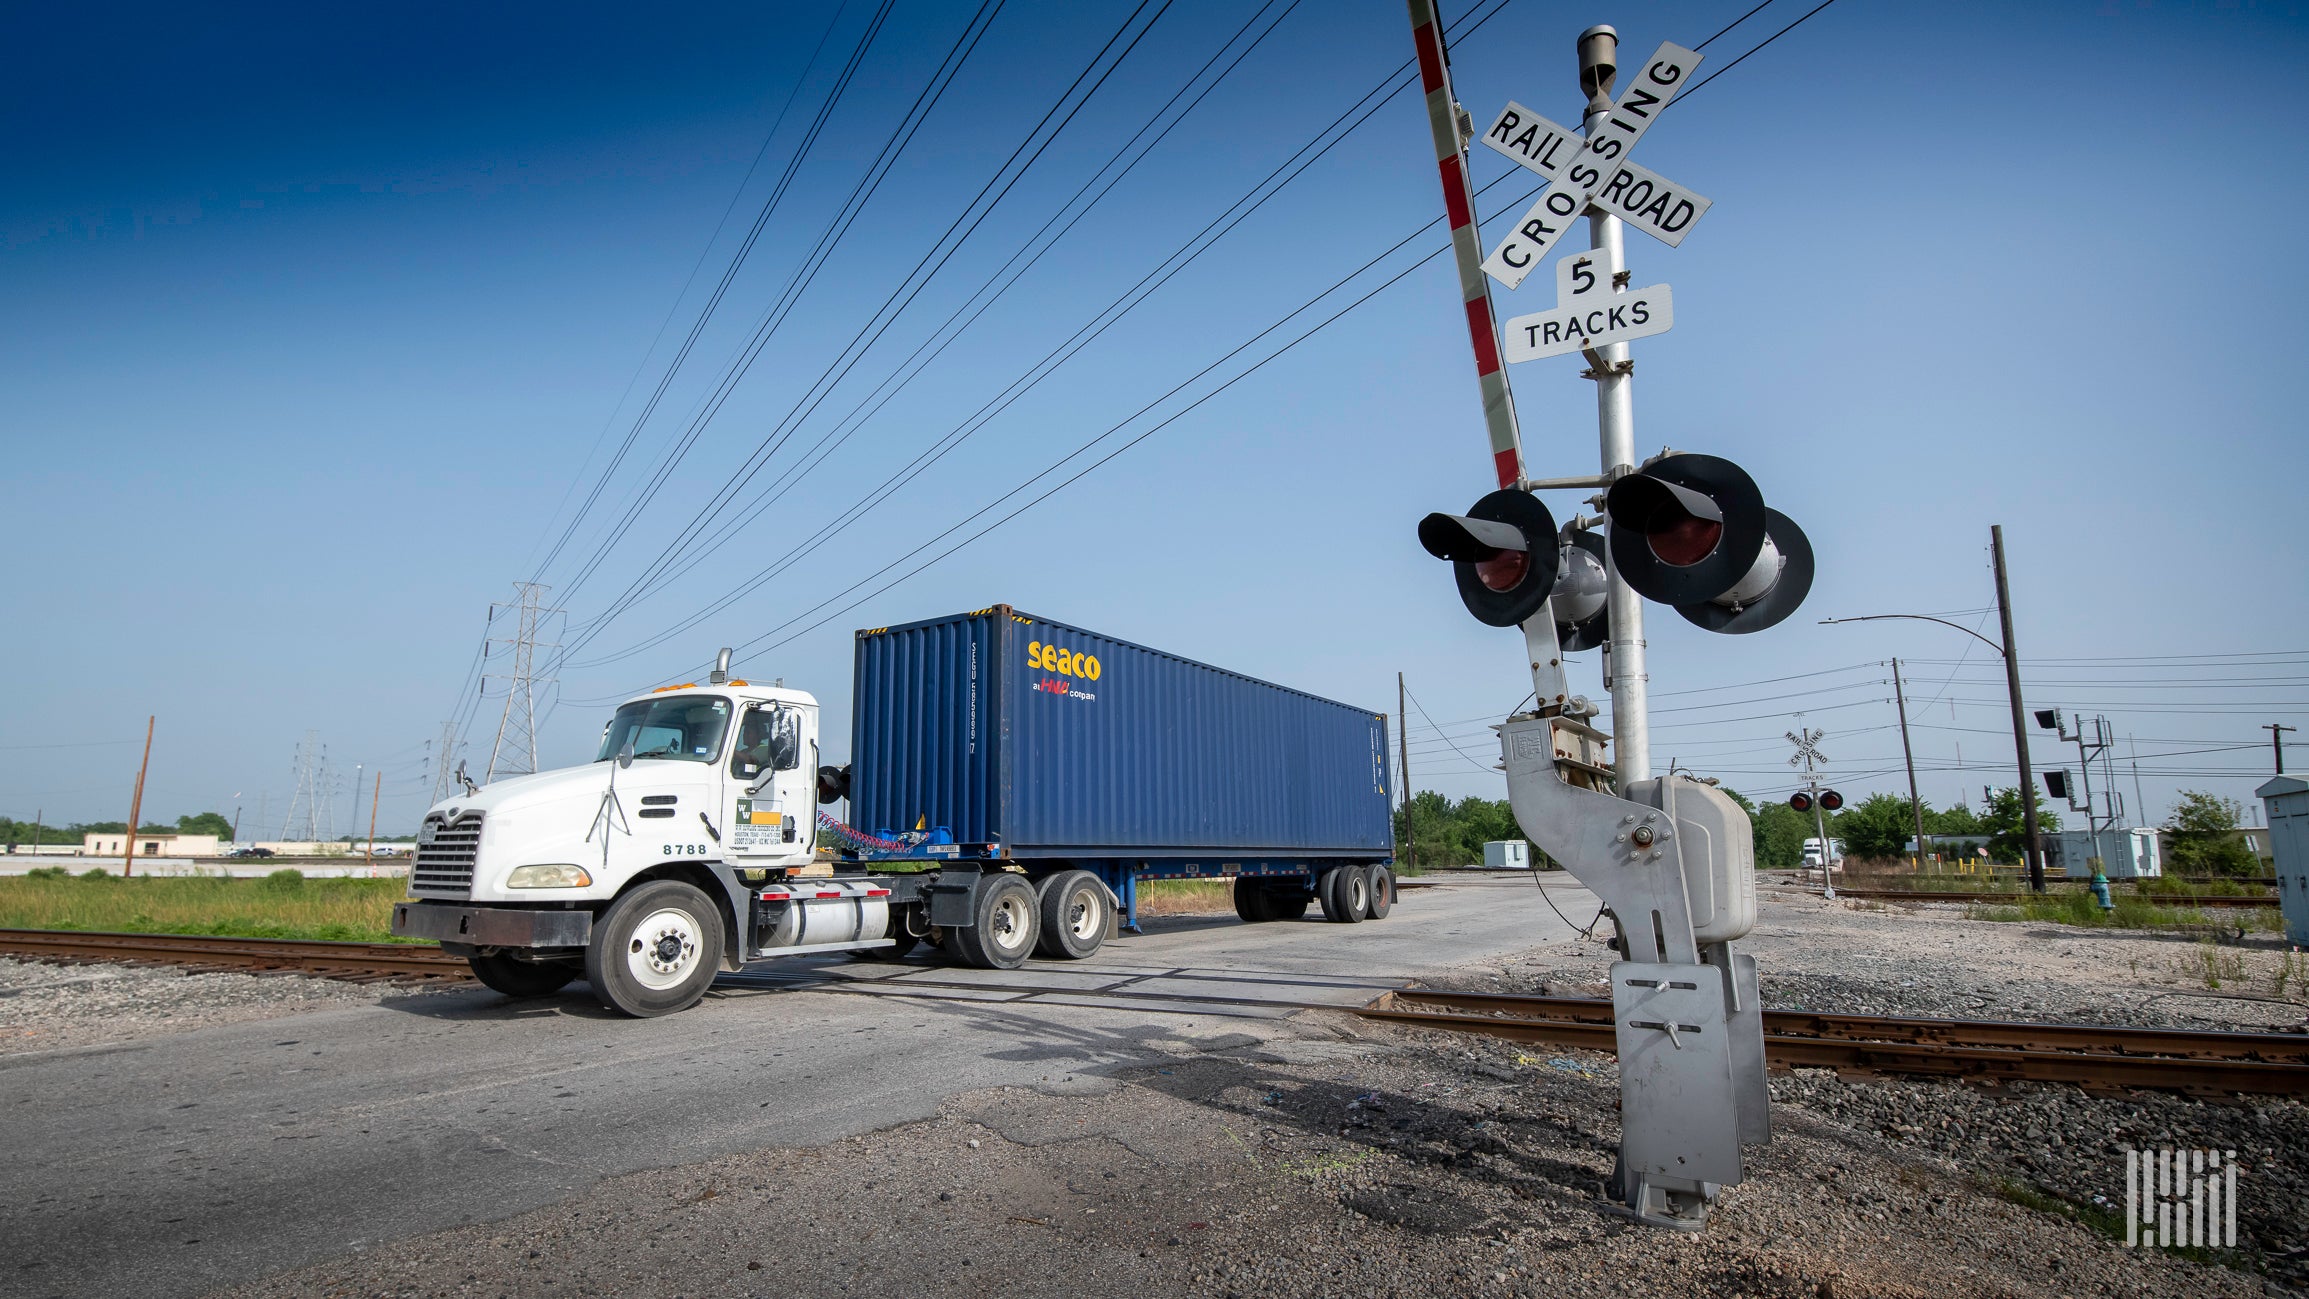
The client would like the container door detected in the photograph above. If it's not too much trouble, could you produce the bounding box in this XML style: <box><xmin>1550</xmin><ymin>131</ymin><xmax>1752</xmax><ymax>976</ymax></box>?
<box><xmin>726</xmin><ymin>702</ymin><xmax>813</xmax><ymax>863</ymax></box>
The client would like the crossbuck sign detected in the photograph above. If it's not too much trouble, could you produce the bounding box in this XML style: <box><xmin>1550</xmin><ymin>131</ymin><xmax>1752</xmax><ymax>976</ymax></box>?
<box><xmin>1477</xmin><ymin>42</ymin><xmax>1711</xmax><ymax>292</ymax></box>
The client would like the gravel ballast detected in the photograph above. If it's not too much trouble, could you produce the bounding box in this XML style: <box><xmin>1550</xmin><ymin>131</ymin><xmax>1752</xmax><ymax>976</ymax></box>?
<box><xmin>0</xmin><ymin>956</ymin><xmax>454</xmax><ymax>1054</ymax></box>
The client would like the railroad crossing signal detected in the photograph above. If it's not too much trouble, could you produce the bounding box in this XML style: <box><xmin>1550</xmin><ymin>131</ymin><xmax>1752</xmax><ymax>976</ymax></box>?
<box><xmin>1478</xmin><ymin>41</ymin><xmax>1712</xmax><ymax>290</ymax></box>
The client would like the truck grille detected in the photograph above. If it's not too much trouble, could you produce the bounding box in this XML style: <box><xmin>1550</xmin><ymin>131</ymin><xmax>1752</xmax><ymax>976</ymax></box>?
<box><xmin>411</xmin><ymin>811</ymin><xmax>483</xmax><ymax>896</ymax></box>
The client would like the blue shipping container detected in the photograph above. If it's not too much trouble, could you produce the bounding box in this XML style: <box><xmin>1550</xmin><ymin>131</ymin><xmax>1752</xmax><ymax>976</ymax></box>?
<box><xmin>850</xmin><ymin>607</ymin><xmax>1394</xmax><ymax>867</ymax></box>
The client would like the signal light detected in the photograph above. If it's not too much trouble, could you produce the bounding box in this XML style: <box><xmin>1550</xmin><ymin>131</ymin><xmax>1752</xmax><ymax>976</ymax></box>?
<box><xmin>1817</xmin><ymin>789</ymin><xmax>1844</xmax><ymax>812</ymax></box>
<box><xmin>2043</xmin><ymin>770</ymin><xmax>2070</xmax><ymax>802</ymax></box>
<box><xmin>1550</xmin><ymin>526</ymin><xmax>1611</xmax><ymax>652</ymax></box>
<box><xmin>1603</xmin><ymin>453</ymin><xmax>1815</xmax><ymax>633</ymax></box>
<box><xmin>1788</xmin><ymin>791</ymin><xmax>1812</xmax><ymax>813</ymax></box>
<box><xmin>1419</xmin><ymin>489</ymin><xmax>1559</xmax><ymax>628</ymax></box>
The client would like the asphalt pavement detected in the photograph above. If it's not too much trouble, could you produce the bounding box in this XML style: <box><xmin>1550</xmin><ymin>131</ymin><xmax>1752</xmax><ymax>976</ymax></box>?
<box><xmin>0</xmin><ymin>874</ymin><xmax>1586</xmax><ymax>1299</ymax></box>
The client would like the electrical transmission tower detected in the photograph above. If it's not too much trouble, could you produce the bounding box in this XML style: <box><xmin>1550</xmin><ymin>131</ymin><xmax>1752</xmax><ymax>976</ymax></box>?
<box><xmin>280</xmin><ymin>732</ymin><xmax>328</xmax><ymax>842</ymax></box>
<box><xmin>429</xmin><ymin>719</ymin><xmax>461</xmax><ymax>804</ymax></box>
<box><xmin>484</xmin><ymin>582</ymin><xmax>562</xmax><ymax>782</ymax></box>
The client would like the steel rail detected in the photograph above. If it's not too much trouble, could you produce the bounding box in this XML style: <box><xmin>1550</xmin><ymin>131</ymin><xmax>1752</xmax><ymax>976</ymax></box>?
<box><xmin>1802</xmin><ymin>888</ymin><xmax>2275</xmax><ymax>909</ymax></box>
<box><xmin>0</xmin><ymin>928</ymin><xmax>471</xmax><ymax>981</ymax></box>
<box><xmin>1362</xmin><ymin>989</ymin><xmax>2309</xmax><ymax>1095</ymax></box>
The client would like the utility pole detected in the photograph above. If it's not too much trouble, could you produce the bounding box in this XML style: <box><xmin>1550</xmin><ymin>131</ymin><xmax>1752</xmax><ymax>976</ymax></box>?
<box><xmin>230</xmin><ymin>805</ymin><xmax>242</xmax><ymax>845</ymax></box>
<box><xmin>1892</xmin><ymin>658</ymin><xmax>1926</xmax><ymax>869</ymax></box>
<box><xmin>1990</xmin><ymin>525</ymin><xmax>2045</xmax><ymax>892</ymax></box>
<box><xmin>1397</xmin><ymin>672</ymin><xmax>1417</xmax><ymax>871</ymax></box>
<box><xmin>1580</xmin><ymin>26</ymin><xmax>1649</xmax><ymax>786</ymax></box>
<box><xmin>485</xmin><ymin>582</ymin><xmax>561</xmax><ymax>782</ymax></box>
<box><xmin>349</xmin><ymin>763</ymin><xmax>364</xmax><ymax>847</ymax></box>
<box><xmin>365</xmin><ymin>770</ymin><xmax>382</xmax><ymax>868</ymax></box>
<box><xmin>2267</xmin><ymin>723</ymin><xmax>2297</xmax><ymax>775</ymax></box>
<box><xmin>122</xmin><ymin>715</ymin><xmax>154</xmax><ymax>878</ymax></box>
<box><xmin>30</xmin><ymin>808</ymin><xmax>41</xmax><ymax>855</ymax></box>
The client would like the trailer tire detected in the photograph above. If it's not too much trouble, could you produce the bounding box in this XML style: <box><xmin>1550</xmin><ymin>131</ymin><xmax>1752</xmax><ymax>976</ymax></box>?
<box><xmin>1232</xmin><ymin>878</ymin><xmax>1275</xmax><ymax>924</ymax></box>
<box><xmin>948</xmin><ymin>874</ymin><xmax>1039</xmax><ymax>970</ymax></box>
<box><xmin>1364</xmin><ymin>866</ymin><xmax>1394</xmax><ymax>920</ymax></box>
<box><xmin>1035</xmin><ymin>870</ymin><xmax>1108</xmax><ymax>959</ymax></box>
<box><xmin>467</xmin><ymin>952</ymin><xmax>577</xmax><ymax>998</ymax></box>
<box><xmin>1265</xmin><ymin>884</ymin><xmax>1311</xmax><ymax>921</ymax></box>
<box><xmin>585</xmin><ymin>880</ymin><xmax>724</xmax><ymax>1017</ymax></box>
<box><xmin>1320</xmin><ymin>865</ymin><xmax>1367</xmax><ymax>923</ymax></box>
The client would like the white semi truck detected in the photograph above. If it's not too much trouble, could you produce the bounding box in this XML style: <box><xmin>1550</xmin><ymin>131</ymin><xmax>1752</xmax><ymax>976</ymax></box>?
<box><xmin>394</xmin><ymin>611</ymin><xmax>1401</xmax><ymax>1017</ymax></box>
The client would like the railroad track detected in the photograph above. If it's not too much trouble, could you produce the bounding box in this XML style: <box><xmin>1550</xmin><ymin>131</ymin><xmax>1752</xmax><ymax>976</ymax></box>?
<box><xmin>0</xmin><ymin>928</ymin><xmax>472</xmax><ymax>982</ymax></box>
<box><xmin>1796</xmin><ymin>888</ymin><xmax>2275</xmax><ymax>909</ymax></box>
<box><xmin>7</xmin><ymin>928</ymin><xmax>2301</xmax><ymax>1095</ymax></box>
<box><xmin>1362</xmin><ymin>988</ymin><xmax>2309</xmax><ymax>1096</ymax></box>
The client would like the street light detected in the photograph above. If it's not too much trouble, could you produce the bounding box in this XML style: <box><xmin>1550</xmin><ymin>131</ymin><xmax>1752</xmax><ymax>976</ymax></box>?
<box><xmin>1820</xmin><ymin>525</ymin><xmax>2047</xmax><ymax>893</ymax></box>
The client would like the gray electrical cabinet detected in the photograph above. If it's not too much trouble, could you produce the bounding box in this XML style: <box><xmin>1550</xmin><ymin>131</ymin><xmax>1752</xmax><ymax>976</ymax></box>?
<box><xmin>2260</xmin><ymin>775</ymin><xmax>2309</xmax><ymax>947</ymax></box>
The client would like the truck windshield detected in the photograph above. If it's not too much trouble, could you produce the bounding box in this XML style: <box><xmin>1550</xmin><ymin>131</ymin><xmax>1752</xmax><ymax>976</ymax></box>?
<box><xmin>597</xmin><ymin>695</ymin><xmax>732</xmax><ymax>764</ymax></box>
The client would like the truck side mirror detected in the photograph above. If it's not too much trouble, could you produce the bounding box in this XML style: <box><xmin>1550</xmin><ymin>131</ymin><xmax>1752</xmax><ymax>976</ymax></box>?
<box><xmin>769</xmin><ymin>708</ymin><xmax>801</xmax><ymax>772</ymax></box>
<box><xmin>617</xmin><ymin>736</ymin><xmax>636</xmax><ymax>770</ymax></box>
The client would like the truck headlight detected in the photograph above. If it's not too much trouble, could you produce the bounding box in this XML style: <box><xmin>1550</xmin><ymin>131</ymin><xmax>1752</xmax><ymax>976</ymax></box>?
<box><xmin>505</xmin><ymin>864</ymin><xmax>593</xmax><ymax>889</ymax></box>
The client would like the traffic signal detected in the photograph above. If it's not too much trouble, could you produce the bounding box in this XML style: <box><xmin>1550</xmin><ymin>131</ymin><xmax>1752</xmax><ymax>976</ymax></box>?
<box><xmin>1818</xmin><ymin>789</ymin><xmax>1844</xmax><ymax>812</ymax></box>
<box><xmin>2043</xmin><ymin>770</ymin><xmax>2070</xmax><ymax>802</ymax></box>
<box><xmin>1788</xmin><ymin>791</ymin><xmax>1812</xmax><ymax>813</ymax></box>
<box><xmin>1419</xmin><ymin>489</ymin><xmax>1559</xmax><ymax>627</ymax></box>
<box><xmin>1602</xmin><ymin>453</ymin><xmax>1815</xmax><ymax>633</ymax></box>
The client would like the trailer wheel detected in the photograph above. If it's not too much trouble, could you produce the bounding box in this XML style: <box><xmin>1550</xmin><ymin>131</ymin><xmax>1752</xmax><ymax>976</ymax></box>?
<box><xmin>1232</xmin><ymin>878</ymin><xmax>1275</xmax><ymax>924</ymax></box>
<box><xmin>1265</xmin><ymin>884</ymin><xmax>1311</xmax><ymax>921</ymax></box>
<box><xmin>1320</xmin><ymin>866</ymin><xmax>1367</xmax><ymax>923</ymax></box>
<box><xmin>948</xmin><ymin>874</ymin><xmax>1039</xmax><ymax>970</ymax></box>
<box><xmin>584</xmin><ymin>880</ymin><xmax>724</xmax><ymax>1017</ymax></box>
<box><xmin>467</xmin><ymin>952</ymin><xmax>577</xmax><ymax>998</ymax></box>
<box><xmin>1034</xmin><ymin>870</ymin><xmax>1108</xmax><ymax>959</ymax></box>
<box><xmin>1363</xmin><ymin>866</ymin><xmax>1394</xmax><ymax>920</ymax></box>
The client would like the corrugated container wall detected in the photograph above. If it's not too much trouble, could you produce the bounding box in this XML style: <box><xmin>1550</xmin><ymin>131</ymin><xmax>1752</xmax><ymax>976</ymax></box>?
<box><xmin>851</xmin><ymin>607</ymin><xmax>1394</xmax><ymax>860</ymax></box>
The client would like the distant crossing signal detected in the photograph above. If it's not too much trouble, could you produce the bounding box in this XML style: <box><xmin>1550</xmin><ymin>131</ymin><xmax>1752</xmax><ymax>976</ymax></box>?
<box><xmin>1789</xmin><ymin>791</ymin><xmax>1812</xmax><ymax>813</ymax></box>
<box><xmin>1817</xmin><ymin>789</ymin><xmax>1843</xmax><ymax>812</ymax></box>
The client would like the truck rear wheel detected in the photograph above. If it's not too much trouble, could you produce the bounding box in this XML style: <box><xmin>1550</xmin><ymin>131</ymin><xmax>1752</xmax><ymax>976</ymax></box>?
<box><xmin>1034</xmin><ymin>870</ymin><xmax>1108</xmax><ymax>959</ymax></box>
<box><xmin>1265</xmin><ymin>883</ymin><xmax>1312</xmax><ymax>921</ymax></box>
<box><xmin>949</xmin><ymin>874</ymin><xmax>1039</xmax><ymax>970</ymax></box>
<box><xmin>585</xmin><ymin>880</ymin><xmax>725</xmax><ymax>1017</ymax></box>
<box><xmin>1232</xmin><ymin>878</ymin><xmax>1275</xmax><ymax>924</ymax></box>
<box><xmin>1319</xmin><ymin>866</ymin><xmax>1368</xmax><ymax>923</ymax></box>
<box><xmin>1364</xmin><ymin>866</ymin><xmax>1394</xmax><ymax>919</ymax></box>
<box><xmin>467</xmin><ymin>951</ymin><xmax>577</xmax><ymax>998</ymax></box>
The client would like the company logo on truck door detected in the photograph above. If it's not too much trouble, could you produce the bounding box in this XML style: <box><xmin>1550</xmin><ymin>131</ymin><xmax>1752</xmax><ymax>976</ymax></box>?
<box><xmin>1027</xmin><ymin>640</ymin><xmax>1099</xmax><ymax>701</ymax></box>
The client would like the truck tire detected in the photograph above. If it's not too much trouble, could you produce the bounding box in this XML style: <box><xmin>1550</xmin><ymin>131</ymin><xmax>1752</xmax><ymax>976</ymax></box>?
<box><xmin>1265</xmin><ymin>883</ymin><xmax>1312</xmax><ymax>921</ymax></box>
<box><xmin>467</xmin><ymin>951</ymin><xmax>577</xmax><ymax>998</ymax></box>
<box><xmin>948</xmin><ymin>874</ymin><xmax>1039</xmax><ymax>970</ymax></box>
<box><xmin>1232</xmin><ymin>878</ymin><xmax>1275</xmax><ymax>924</ymax></box>
<box><xmin>1364</xmin><ymin>865</ymin><xmax>1394</xmax><ymax>919</ymax></box>
<box><xmin>1035</xmin><ymin>870</ymin><xmax>1108</xmax><ymax>959</ymax></box>
<box><xmin>584</xmin><ymin>879</ymin><xmax>725</xmax><ymax>1017</ymax></box>
<box><xmin>1320</xmin><ymin>865</ymin><xmax>1368</xmax><ymax>923</ymax></box>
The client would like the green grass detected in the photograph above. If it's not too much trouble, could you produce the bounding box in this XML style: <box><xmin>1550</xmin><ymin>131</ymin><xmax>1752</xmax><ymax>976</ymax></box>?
<box><xmin>0</xmin><ymin>873</ymin><xmax>415</xmax><ymax>942</ymax></box>
<box><xmin>2131</xmin><ymin>874</ymin><xmax>2270</xmax><ymax>900</ymax></box>
<box><xmin>1966</xmin><ymin>888</ymin><xmax>2283</xmax><ymax>932</ymax></box>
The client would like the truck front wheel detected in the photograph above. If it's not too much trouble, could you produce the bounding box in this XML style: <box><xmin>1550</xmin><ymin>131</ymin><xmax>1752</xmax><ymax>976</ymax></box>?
<box><xmin>949</xmin><ymin>874</ymin><xmax>1039</xmax><ymax>970</ymax></box>
<box><xmin>467</xmin><ymin>951</ymin><xmax>577</xmax><ymax>998</ymax></box>
<box><xmin>585</xmin><ymin>880</ymin><xmax>725</xmax><ymax>1017</ymax></box>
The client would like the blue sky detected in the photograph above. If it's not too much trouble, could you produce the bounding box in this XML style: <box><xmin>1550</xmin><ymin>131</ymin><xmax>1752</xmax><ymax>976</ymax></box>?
<box><xmin>6</xmin><ymin>0</ymin><xmax>2307</xmax><ymax>839</ymax></box>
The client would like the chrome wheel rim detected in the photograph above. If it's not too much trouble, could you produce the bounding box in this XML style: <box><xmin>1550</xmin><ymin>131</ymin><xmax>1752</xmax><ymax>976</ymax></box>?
<box><xmin>626</xmin><ymin>906</ymin><xmax>702</xmax><ymax>990</ymax></box>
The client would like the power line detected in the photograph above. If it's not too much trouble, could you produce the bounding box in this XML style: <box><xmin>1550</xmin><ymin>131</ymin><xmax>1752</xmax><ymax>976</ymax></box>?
<box><xmin>557</xmin><ymin>0</ymin><xmax>1523</xmax><ymax>678</ymax></box>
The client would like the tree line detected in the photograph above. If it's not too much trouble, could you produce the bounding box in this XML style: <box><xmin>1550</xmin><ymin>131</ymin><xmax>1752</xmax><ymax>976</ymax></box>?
<box><xmin>2</xmin><ymin>811</ymin><xmax>236</xmax><ymax>846</ymax></box>
<box><xmin>1393</xmin><ymin>785</ymin><xmax>2261</xmax><ymax>875</ymax></box>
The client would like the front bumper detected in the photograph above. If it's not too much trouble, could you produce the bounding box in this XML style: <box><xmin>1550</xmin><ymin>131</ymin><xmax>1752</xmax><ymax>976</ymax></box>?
<box><xmin>393</xmin><ymin>901</ymin><xmax>593</xmax><ymax>949</ymax></box>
